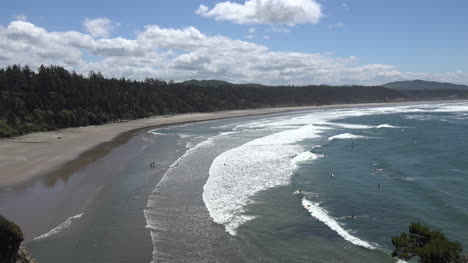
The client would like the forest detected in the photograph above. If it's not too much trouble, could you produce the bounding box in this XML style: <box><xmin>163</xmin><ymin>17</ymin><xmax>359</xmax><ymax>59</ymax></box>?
<box><xmin>1</xmin><ymin>64</ymin><xmax>467</xmax><ymax>138</ymax></box>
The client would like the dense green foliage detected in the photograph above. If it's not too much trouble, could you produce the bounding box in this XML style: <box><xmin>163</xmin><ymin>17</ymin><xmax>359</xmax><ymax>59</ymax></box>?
<box><xmin>0</xmin><ymin>215</ymin><xmax>23</xmax><ymax>258</ymax></box>
<box><xmin>392</xmin><ymin>223</ymin><xmax>466</xmax><ymax>263</ymax></box>
<box><xmin>1</xmin><ymin>64</ymin><xmax>468</xmax><ymax>138</ymax></box>
<box><xmin>383</xmin><ymin>79</ymin><xmax>468</xmax><ymax>90</ymax></box>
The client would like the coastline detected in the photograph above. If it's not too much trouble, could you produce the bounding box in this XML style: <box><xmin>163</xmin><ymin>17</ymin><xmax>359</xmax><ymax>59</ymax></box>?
<box><xmin>0</xmin><ymin>99</ymin><xmax>465</xmax><ymax>188</ymax></box>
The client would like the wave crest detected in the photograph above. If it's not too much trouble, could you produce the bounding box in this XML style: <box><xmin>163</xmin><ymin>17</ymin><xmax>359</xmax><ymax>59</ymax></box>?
<box><xmin>328</xmin><ymin>133</ymin><xmax>367</xmax><ymax>141</ymax></box>
<box><xmin>34</xmin><ymin>213</ymin><xmax>84</xmax><ymax>240</ymax></box>
<box><xmin>302</xmin><ymin>199</ymin><xmax>376</xmax><ymax>249</ymax></box>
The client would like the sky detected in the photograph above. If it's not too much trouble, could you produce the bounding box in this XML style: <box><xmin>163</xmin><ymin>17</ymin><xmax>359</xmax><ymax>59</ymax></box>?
<box><xmin>1</xmin><ymin>0</ymin><xmax>468</xmax><ymax>85</ymax></box>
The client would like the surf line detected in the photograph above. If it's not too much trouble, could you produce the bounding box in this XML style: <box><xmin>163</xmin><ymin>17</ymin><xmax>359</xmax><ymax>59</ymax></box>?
<box><xmin>302</xmin><ymin>198</ymin><xmax>377</xmax><ymax>250</ymax></box>
<box><xmin>34</xmin><ymin>213</ymin><xmax>84</xmax><ymax>241</ymax></box>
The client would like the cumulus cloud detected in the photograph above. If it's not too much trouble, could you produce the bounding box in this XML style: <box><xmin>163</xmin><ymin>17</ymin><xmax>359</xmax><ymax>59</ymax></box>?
<box><xmin>1</xmin><ymin>20</ymin><xmax>467</xmax><ymax>86</ymax></box>
<box><xmin>83</xmin><ymin>17</ymin><xmax>118</xmax><ymax>38</ymax></box>
<box><xmin>196</xmin><ymin>0</ymin><xmax>323</xmax><ymax>26</ymax></box>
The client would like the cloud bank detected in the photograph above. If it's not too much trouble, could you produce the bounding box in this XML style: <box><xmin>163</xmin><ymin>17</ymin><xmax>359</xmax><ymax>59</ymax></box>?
<box><xmin>0</xmin><ymin>19</ymin><xmax>467</xmax><ymax>86</ymax></box>
<box><xmin>196</xmin><ymin>0</ymin><xmax>323</xmax><ymax>26</ymax></box>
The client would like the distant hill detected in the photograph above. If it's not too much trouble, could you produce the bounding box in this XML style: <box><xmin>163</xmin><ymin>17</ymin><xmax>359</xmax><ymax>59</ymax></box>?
<box><xmin>181</xmin><ymin>79</ymin><xmax>267</xmax><ymax>88</ymax></box>
<box><xmin>383</xmin><ymin>80</ymin><xmax>468</xmax><ymax>90</ymax></box>
<box><xmin>181</xmin><ymin>79</ymin><xmax>233</xmax><ymax>87</ymax></box>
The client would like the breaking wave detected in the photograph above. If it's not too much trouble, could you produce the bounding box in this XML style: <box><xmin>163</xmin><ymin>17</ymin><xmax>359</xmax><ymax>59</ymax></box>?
<box><xmin>291</xmin><ymin>151</ymin><xmax>323</xmax><ymax>169</ymax></box>
<box><xmin>328</xmin><ymin>133</ymin><xmax>367</xmax><ymax>141</ymax></box>
<box><xmin>34</xmin><ymin>213</ymin><xmax>84</xmax><ymax>241</ymax></box>
<box><xmin>302</xmin><ymin>199</ymin><xmax>376</xmax><ymax>249</ymax></box>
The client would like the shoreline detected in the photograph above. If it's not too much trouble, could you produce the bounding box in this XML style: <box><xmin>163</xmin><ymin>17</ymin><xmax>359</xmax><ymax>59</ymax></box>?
<box><xmin>0</xmin><ymin>99</ymin><xmax>466</xmax><ymax>188</ymax></box>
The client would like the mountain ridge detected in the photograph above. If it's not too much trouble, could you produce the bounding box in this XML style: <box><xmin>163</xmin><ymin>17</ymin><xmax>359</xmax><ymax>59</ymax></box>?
<box><xmin>383</xmin><ymin>79</ymin><xmax>468</xmax><ymax>90</ymax></box>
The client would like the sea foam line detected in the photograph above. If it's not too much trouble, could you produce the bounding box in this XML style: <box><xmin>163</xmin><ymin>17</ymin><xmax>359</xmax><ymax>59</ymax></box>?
<box><xmin>144</xmin><ymin>137</ymin><xmax>214</xmax><ymax>261</ymax></box>
<box><xmin>328</xmin><ymin>133</ymin><xmax>367</xmax><ymax>141</ymax></box>
<box><xmin>331</xmin><ymin>123</ymin><xmax>400</xmax><ymax>129</ymax></box>
<box><xmin>204</xmin><ymin>124</ymin><xmax>327</xmax><ymax>235</ymax></box>
<box><xmin>302</xmin><ymin>199</ymin><xmax>376</xmax><ymax>249</ymax></box>
<box><xmin>34</xmin><ymin>213</ymin><xmax>84</xmax><ymax>241</ymax></box>
<box><xmin>291</xmin><ymin>151</ymin><xmax>323</xmax><ymax>169</ymax></box>
<box><xmin>145</xmin><ymin>130</ymin><xmax>238</xmax><ymax>260</ymax></box>
<box><xmin>376</xmin><ymin>124</ymin><xmax>400</xmax><ymax>128</ymax></box>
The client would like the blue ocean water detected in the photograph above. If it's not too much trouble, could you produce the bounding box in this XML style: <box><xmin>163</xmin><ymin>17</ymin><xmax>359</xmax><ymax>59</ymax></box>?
<box><xmin>197</xmin><ymin>102</ymin><xmax>468</xmax><ymax>261</ymax></box>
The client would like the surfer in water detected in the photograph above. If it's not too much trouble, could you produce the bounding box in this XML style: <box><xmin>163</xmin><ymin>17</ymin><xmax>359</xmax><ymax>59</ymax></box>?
<box><xmin>293</xmin><ymin>190</ymin><xmax>302</xmax><ymax>195</ymax></box>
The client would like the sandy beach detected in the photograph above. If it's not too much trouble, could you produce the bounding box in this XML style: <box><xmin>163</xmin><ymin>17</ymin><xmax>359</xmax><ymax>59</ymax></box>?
<box><xmin>0</xmin><ymin>100</ymin><xmax>463</xmax><ymax>188</ymax></box>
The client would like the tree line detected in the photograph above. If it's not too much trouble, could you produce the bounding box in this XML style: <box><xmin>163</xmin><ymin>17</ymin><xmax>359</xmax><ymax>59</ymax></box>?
<box><xmin>1</xmin><ymin>64</ymin><xmax>467</xmax><ymax>138</ymax></box>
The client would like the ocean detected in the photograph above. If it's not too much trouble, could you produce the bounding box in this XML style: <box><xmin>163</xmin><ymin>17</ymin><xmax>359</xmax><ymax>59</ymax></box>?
<box><xmin>27</xmin><ymin>102</ymin><xmax>468</xmax><ymax>262</ymax></box>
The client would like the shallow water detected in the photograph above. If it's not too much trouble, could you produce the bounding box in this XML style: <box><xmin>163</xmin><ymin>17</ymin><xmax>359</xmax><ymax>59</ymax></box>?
<box><xmin>21</xmin><ymin>102</ymin><xmax>468</xmax><ymax>262</ymax></box>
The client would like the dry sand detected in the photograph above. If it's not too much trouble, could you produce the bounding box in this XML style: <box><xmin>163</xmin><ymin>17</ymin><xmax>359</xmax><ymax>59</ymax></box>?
<box><xmin>0</xmin><ymin>101</ymin><xmax>462</xmax><ymax>187</ymax></box>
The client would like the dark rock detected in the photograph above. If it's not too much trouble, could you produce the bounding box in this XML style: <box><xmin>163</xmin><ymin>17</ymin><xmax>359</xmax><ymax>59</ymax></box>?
<box><xmin>15</xmin><ymin>244</ymin><xmax>38</xmax><ymax>263</ymax></box>
<box><xmin>0</xmin><ymin>215</ymin><xmax>38</xmax><ymax>263</ymax></box>
<box><xmin>0</xmin><ymin>215</ymin><xmax>23</xmax><ymax>263</ymax></box>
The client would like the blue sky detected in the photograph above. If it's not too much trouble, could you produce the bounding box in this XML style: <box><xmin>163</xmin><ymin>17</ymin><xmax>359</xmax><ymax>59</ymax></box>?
<box><xmin>1</xmin><ymin>0</ymin><xmax>467</xmax><ymax>85</ymax></box>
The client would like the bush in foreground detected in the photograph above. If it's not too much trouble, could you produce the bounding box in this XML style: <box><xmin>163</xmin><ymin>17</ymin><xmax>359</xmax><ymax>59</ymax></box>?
<box><xmin>392</xmin><ymin>223</ymin><xmax>466</xmax><ymax>263</ymax></box>
<box><xmin>0</xmin><ymin>215</ymin><xmax>24</xmax><ymax>262</ymax></box>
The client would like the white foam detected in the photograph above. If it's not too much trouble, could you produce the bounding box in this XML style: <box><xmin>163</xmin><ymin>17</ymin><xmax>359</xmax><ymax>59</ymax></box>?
<box><xmin>291</xmin><ymin>151</ymin><xmax>323</xmax><ymax>169</ymax></box>
<box><xmin>331</xmin><ymin>122</ymin><xmax>400</xmax><ymax>129</ymax></box>
<box><xmin>376</xmin><ymin>124</ymin><xmax>400</xmax><ymax>128</ymax></box>
<box><xmin>402</xmin><ymin>177</ymin><xmax>416</xmax><ymax>181</ymax></box>
<box><xmin>34</xmin><ymin>213</ymin><xmax>84</xmax><ymax>240</ymax></box>
<box><xmin>204</xmin><ymin>124</ymin><xmax>327</xmax><ymax>235</ymax></box>
<box><xmin>169</xmin><ymin>138</ymin><xmax>214</xmax><ymax>170</ymax></box>
<box><xmin>302</xmin><ymin>199</ymin><xmax>376</xmax><ymax>249</ymax></box>
<box><xmin>328</xmin><ymin>133</ymin><xmax>367</xmax><ymax>141</ymax></box>
<box><xmin>432</xmin><ymin>104</ymin><xmax>468</xmax><ymax>113</ymax></box>
<box><xmin>148</xmin><ymin>130</ymin><xmax>169</xmax><ymax>136</ymax></box>
<box><xmin>178</xmin><ymin>134</ymin><xmax>193</xmax><ymax>139</ymax></box>
<box><xmin>330</xmin><ymin>123</ymin><xmax>374</xmax><ymax>129</ymax></box>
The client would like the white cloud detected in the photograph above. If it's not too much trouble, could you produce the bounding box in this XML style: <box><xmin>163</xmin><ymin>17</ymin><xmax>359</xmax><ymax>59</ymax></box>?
<box><xmin>1</xmin><ymin>20</ymin><xmax>467</xmax><ymax>86</ymax></box>
<box><xmin>249</xmin><ymin>27</ymin><xmax>255</xmax><ymax>33</ymax></box>
<box><xmin>244</xmin><ymin>34</ymin><xmax>255</xmax><ymax>39</ymax></box>
<box><xmin>83</xmin><ymin>17</ymin><xmax>118</xmax><ymax>38</ymax></box>
<box><xmin>196</xmin><ymin>0</ymin><xmax>323</xmax><ymax>26</ymax></box>
<box><xmin>264</xmin><ymin>35</ymin><xmax>271</xmax><ymax>39</ymax></box>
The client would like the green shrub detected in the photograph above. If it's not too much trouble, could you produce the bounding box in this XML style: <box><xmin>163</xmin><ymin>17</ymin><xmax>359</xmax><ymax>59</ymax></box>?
<box><xmin>0</xmin><ymin>215</ymin><xmax>23</xmax><ymax>257</ymax></box>
<box><xmin>392</xmin><ymin>223</ymin><xmax>465</xmax><ymax>263</ymax></box>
